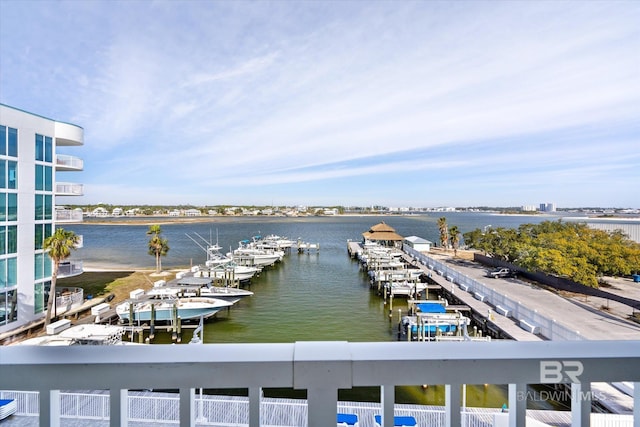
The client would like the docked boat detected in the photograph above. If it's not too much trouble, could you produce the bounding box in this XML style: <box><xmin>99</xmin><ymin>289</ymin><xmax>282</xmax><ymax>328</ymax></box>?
<box><xmin>147</xmin><ymin>279</ymin><xmax>253</xmax><ymax>305</ymax></box>
<box><xmin>116</xmin><ymin>297</ymin><xmax>233</xmax><ymax>323</ymax></box>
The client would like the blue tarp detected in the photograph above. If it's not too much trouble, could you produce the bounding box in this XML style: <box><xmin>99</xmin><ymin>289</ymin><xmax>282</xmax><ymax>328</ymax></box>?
<box><xmin>416</xmin><ymin>302</ymin><xmax>446</xmax><ymax>313</ymax></box>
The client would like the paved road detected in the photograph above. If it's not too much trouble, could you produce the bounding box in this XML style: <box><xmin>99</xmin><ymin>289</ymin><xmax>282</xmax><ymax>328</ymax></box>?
<box><xmin>432</xmin><ymin>254</ymin><xmax>640</xmax><ymax>341</ymax></box>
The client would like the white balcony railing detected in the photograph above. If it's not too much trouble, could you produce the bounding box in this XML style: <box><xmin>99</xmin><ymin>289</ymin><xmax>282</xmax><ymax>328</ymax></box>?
<box><xmin>1</xmin><ymin>340</ymin><xmax>638</xmax><ymax>426</ymax></box>
<box><xmin>55</xmin><ymin>208</ymin><xmax>84</xmax><ymax>223</ymax></box>
<box><xmin>55</xmin><ymin>182</ymin><xmax>83</xmax><ymax>196</ymax></box>
<box><xmin>57</xmin><ymin>260</ymin><xmax>83</xmax><ymax>278</ymax></box>
<box><xmin>55</xmin><ymin>154</ymin><xmax>84</xmax><ymax>171</ymax></box>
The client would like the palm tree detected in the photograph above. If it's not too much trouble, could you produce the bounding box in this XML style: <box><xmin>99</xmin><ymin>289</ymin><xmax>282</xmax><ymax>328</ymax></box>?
<box><xmin>437</xmin><ymin>217</ymin><xmax>449</xmax><ymax>250</ymax></box>
<box><xmin>147</xmin><ymin>224</ymin><xmax>169</xmax><ymax>273</ymax></box>
<box><xmin>449</xmin><ymin>225</ymin><xmax>461</xmax><ymax>257</ymax></box>
<box><xmin>43</xmin><ymin>228</ymin><xmax>80</xmax><ymax>327</ymax></box>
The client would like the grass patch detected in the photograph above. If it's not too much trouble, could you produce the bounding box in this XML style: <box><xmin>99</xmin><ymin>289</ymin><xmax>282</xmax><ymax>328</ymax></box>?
<box><xmin>58</xmin><ymin>271</ymin><xmax>177</xmax><ymax>304</ymax></box>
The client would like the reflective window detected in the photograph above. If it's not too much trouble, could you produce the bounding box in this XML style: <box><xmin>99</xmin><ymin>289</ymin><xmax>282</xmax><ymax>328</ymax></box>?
<box><xmin>45</xmin><ymin>195</ymin><xmax>52</xmax><ymax>220</ymax></box>
<box><xmin>35</xmin><ymin>195</ymin><xmax>44</xmax><ymax>221</ymax></box>
<box><xmin>0</xmin><ymin>126</ymin><xmax>5</xmax><ymax>156</ymax></box>
<box><xmin>44</xmin><ymin>165</ymin><xmax>52</xmax><ymax>191</ymax></box>
<box><xmin>7</xmin><ymin>226</ymin><xmax>17</xmax><ymax>254</ymax></box>
<box><xmin>34</xmin><ymin>282</ymin><xmax>45</xmax><ymax>314</ymax></box>
<box><xmin>45</xmin><ymin>136</ymin><xmax>53</xmax><ymax>162</ymax></box>
<box><xmin>7</xmin><ymin>257</ymin><xmax>17</xmax><ymax>287</ymax></box>
<box><xmin>0</xmin><ymin>289</ymin><xmax>18</xmax><ymax>325</ymax></box>
<box><xmin>0</xmin><ymin>193</ymin><xmax>5</xmax><ymax>222</ymax></box>
<box><xmin>36</xmin><ymin>134</ymin><xmax>44</xmax><ymax>161</ymax></box>
<box><xmin>0</xmin><ymin>161</ymin><xmax>5</xmax><ymax>188</ymax></box>
<box><xmin>7</xmin><ymin>193</ymin><xmax>16</xmax><ymax>222</ymax></box>
<box><xmin>7</xmin><ymin>128</ymin><xmax>17</xmax><ymax>157</ymax></box>
<box><xmin>7</xmin><ymin>161</ymin><xmax>17</xmax><ymax>189</ymax></box>
<box><xmin>0</xmin><ymin>259</ymin><xmax>5</xmax><ymax>289</ymax></box>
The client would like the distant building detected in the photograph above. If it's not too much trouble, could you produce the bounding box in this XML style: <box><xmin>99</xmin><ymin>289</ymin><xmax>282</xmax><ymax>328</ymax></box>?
<box><xmin>539</xmin><ymin>203</ymin><xmax>556</xmax><ymax>212</ymax></box>
<box><xmin>185</xmin><ymin>209</ymin><xmax>201</xmax><ymax>217</ymax></box>
<box><xmin>521</xmin><ymin>205</ymin><xmax>537</xmax><ymax>212</ymax></box>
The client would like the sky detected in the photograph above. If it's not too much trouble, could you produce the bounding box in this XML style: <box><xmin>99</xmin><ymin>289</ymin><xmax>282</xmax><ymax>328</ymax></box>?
<box><xmin>1</xmin><ymin>1</ymin><xmax>639</xmax><ymax>209</ymax></box>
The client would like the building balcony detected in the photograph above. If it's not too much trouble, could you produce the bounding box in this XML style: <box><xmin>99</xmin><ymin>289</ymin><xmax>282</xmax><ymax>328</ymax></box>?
<box><xmin>54</xmin><ymin>208</ymin><xmax>83</xmax><ymax>223</ymax></box>
<box><xmin>0</xmin><ymin>340</ymin><xmax>638</xmax><ymax>426</ymax></box>
<box><xmin>57</xmin><ymin>260</ymin><xmax>83</xmax><ymax>278</ymax></box>
<box><xmin>55</xmin><ymin>154</ymin><xmax>84</xmax><ymax>171</ymax></box>
<box><xmin>55</xmin><ymin>182</ymin><xmax>83</xmax><ymax>196</ymax></box>
<box><xmin>54</xmin><ymin>122</ymin><xmax>83</xmax><ymax>146</ymax></box>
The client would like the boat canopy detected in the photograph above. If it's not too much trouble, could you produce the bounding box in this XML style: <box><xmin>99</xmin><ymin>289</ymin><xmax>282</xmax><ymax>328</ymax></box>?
<box><xmin>416</xmin><ymin>302</ymin><xmax>447</xmax><ymax>313</ymax></box>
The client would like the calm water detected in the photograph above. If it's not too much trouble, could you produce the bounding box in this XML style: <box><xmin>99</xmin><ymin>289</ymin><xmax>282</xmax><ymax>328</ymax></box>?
<box><xmin>66</xmin><ymin>213</ymin><xmax>565</xmax><ymax>408</ymax></box>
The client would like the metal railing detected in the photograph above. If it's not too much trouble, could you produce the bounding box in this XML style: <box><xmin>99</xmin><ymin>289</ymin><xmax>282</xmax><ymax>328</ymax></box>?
<box><xmin>55</xmin><ymin>154</ymin><xmax>84</xmax><ymax>171</ymax></box>
<box><xmin>55</xmin><ymin>209</ymin><xmax>84</xmax><ymax>223</ymax></box>
<box><xmin>55</xmin><ymin>182</ymin><xmax>84</xmax><ymax>196</ymax></box>
<box><xmin>57</xmin><ymin>260</ymin><xmax>84</xmax><ymax>278</ymax></box>
<box><xmin>1</xmin><ymin>340</ymin><xmax>638</xmax><ymax>426</ymax></box>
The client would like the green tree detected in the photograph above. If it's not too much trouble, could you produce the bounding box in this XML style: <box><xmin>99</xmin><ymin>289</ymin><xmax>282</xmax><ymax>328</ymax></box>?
<box><xmin>43</xmin><ymin>228</ymin><xmax>80</xmax><ymax>326</ymax></box>
<box><xmin>449</xmin><ymin>225</ymin><xmax>461</xmax><ymax>256</ymax></box>
<box><xmin>437</xmin><ymin>217</ymin><xmax>449</xmax><ymax>250</ymax></box>
<box><xmin>147</xmin><ymin>225</ymin><xmax>169</xmax><ymax>273</ymax></box>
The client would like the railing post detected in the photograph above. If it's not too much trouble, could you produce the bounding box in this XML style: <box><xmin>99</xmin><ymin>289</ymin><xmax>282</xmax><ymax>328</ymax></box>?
<box><xmin>179</xmin><ymin>388</ymin><xmax>195</xmax><ymax>427</ymax></box>
<box><xmin>381</xmin><ymin>384</ymin><xmax>395</xmax><ymax>427</ymax></box>
<box><xmin>571</xmin><ymin>382</ymin><xmax>591</xmax><ymax>427</ymax></box>
<box><xmin>249</xmin><ymin>387</ymin><xmax>261</xmax><ymax>427</ymax></box>
<box><xmin>109</xmin><ymin>389</ymin><xmax>128</xmax><ymax>426</ymax></box>
<box><xmin>635</xmin><ymin>382</ymin><xmax>639</xmax><ymax>427</ymax></box>
<box><xmin>445</xmin><ymin>384</ymin><xmax>460</xmax><ymax>427</ymax></box>
<box><xmin>39</xmin><ymin>389</ymin><xmax>60</xmax><ymax>427</ymax></box>
<box><xmin>508</xmin><ymin>383</ymin><xmax>526</xmax><ymax>427</ymax></box>
<box><xmin>307</xmin><ymin>387</ymin><xmax>337</xmax><ymax>426</ymax></box>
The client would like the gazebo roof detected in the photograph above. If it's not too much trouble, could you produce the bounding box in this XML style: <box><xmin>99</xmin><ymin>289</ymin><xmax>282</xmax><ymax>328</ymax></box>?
<box><xmin>362</xmin><ymin>221</ymin><xmax>404</xmax><ymax>241</ymax></box>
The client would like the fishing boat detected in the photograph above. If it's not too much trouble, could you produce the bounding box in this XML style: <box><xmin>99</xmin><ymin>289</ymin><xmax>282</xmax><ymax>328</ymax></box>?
<box><xmin>116</xmin><ymin>297</ymin><xmax>233</xmax><ymax>323</ymax></box>
<box><xmin>147</xmin><ymin>281</ymin><xmax>253</xmax><ymax>305</ymax></box>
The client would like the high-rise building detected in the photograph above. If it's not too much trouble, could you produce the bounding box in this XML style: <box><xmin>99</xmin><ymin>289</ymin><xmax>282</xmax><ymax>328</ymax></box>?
<box><xmin>539</xmin><ymin>202</ymin><xmax>556</xmax><ymax>212</ymax></box>
<box><xmin>0</xmin><ymin>104</ymin><xmax>84</xmax><ymax>333</ymax></box>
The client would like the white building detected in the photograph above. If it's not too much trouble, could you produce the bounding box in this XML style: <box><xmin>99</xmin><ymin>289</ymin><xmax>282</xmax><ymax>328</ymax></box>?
<box><xmin>0</xmin><ymin>104</ymin><xmax>83</xmax><ymax>333</ymax></box>
<box><xmin>403</xmin><ymin>236</ymin><xmax>432</xmax><ymax>252</ymax></box>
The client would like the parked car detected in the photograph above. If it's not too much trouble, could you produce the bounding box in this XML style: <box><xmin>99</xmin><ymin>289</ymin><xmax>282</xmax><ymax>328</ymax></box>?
<box><xmin>487</xmin><ymin>267</ymin><xmax>517</xmax><ymax>278</ymax></box>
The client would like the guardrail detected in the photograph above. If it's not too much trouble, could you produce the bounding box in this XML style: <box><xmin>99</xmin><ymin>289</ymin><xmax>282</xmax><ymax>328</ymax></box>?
<box><xmin>1</xmin><ymin>341</ymin><xmax>638</xmax><ymax>426</ymax></box>
<box><xmin>57</xmin><ymin>260</ymin><xmax>83</xmax><ymax>278</ymax></box>
<box><xmin>403</xmin><ymin>246</ymin><xmax>583</xmax><ymax>341</ymax></box>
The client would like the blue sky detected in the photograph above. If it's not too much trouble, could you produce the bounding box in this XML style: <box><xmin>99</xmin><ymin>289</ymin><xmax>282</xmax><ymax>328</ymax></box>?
<box><xmin>1</xmin><ymin>1</ymin><xmax>639</xmax><ymax>208</ymax></box>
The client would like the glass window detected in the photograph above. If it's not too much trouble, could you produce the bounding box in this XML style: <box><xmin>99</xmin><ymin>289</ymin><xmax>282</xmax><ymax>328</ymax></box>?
<box><xmin>0</xmin><ymin>193</ymin><xmax>5</xmax><ymax>222</ymax></box>
<box><xmin>0</xmin><ymin>226</ymin><xmax>5</xmax><ymax>256</ymax></box>
<box><xmin>7</xmin><ymin>226</ymin><xmax>17</xmax><ymax>254</ymax></box>
<box><xmin>35</xmin><ymin>195</ymin><xmax>44</xmax><ymax>221</ymax></box>
<box><xmin>45</xmin><ymin>136</ymin><xmax>53</xmax><ymax>162</ymax></box>
<box><xmin>35</xmin><ymin>253</ymin><xmax>44</xmax><ymax>279</ymax></box>
<box><xmin>34</xmin><ymin>282</ymin><xmax>44</xmax><ymax>314</ymax></box>
<box><xmin>44</xmin><ymin>165</ymin><xmax>52</xmax><ymax>191</ymax></box>
<box><xmin>7</xmin><ymin>193</ymin><xmax>16</xmax><ymax>221</ymax></box>
<box><xmin>0</xmin><ymin>161</ymin><xmax>5</xmax><ymax>189</ymax></box>
<box><xmin>7</xmin><ymin>161</ymin><xmax>17</xmax><ymax>189</ymax></box>
<box><xmin>35</xmin><ymin>165</ymin><xmax>43</xmax><ymax>191</ymax></box>
<box><xmin>36</xmin><ymin>134</ymin><xmax>44</xmax><ymax>161</ymax></box>
<box><xmin>7</xmin><ymin>257</ymin><xmax>17</xmax><ymax>287</ymax></box>
<box><xmin>0</xmin><ymin>125</ymin><xmax>6</xmax><ymax>156</ymax></box>
<box><xmin>0</xmin><ymin>259</ymin><xmax>5</xmax><ymax>289</ymax></box>
<box><xmin>1</xmin><ymin>289</ymin><xmax>18</xmax><ymax>325</ymax></box>
<box><xmin>7</xmin><ymin>128</ymin><xmax>17</xmax><ymax>157</ymax></box>
<box><xmin>44</xmin><ymin>195</ymin><xmax>52</xmax><ymax>220</ymax></box>
<box><xmin>35</xmin><ymin>225</ymin><xmax>43</xmax><ymax>250</ymax></box>
<box><xmin>44</xmin><ymin>254</ymin><xmax>52</xmax><ymax>277</ymax></box>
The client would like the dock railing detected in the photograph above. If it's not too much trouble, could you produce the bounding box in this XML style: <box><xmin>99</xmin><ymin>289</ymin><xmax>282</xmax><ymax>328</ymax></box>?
<box><xmin>1</xmin><ymin>340</ymin><xmax>639</xmax><ymax>426</ymax></box>
<box><xmin>403</xmin><ymin>245</ymin><xmax>584</xmax><ymax>341</ymax></box>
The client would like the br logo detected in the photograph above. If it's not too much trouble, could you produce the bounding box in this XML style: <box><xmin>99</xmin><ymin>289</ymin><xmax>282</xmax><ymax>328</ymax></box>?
<box><xmin>540</xmin><ymin>361</ymin><xmax>584</xmax><ymax>383</ymax></box>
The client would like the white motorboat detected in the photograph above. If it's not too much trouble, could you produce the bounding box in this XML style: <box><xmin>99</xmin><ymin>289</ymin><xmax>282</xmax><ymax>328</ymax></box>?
<box><xmin>116</xmin><ymin>297</ymin><xmax>233</xmax><ymax>323</ymax></box>
<box><xmin>147</xmin><ymin>283</ymin><xmax>253</xmax><ymax>305</ymax></box>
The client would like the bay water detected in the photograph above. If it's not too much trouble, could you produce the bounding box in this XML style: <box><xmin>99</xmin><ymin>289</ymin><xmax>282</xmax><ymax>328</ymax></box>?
<box><xmin>66</xmin><ymin>212</ymin><xmax>564</xmax><ymax>408</ymax></box>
